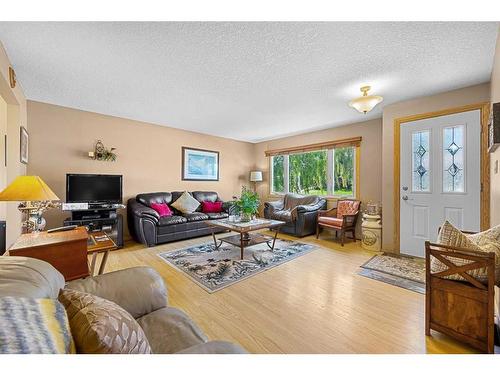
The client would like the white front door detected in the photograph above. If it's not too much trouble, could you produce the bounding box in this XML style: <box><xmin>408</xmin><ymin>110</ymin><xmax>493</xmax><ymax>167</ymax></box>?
<box><xmin>399</xmin><ymin>110</ymin><xmax>481</xmax><ymax>257</ymax></box>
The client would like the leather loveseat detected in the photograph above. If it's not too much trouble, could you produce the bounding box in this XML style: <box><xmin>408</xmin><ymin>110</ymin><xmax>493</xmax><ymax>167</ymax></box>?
<box><xmin>263</xmin><ymin>193</ymin><xmax>327</xmax><ymax>237</ymax></box>
<box><xmin>0</xmin><ymin>256</ymin><xmax>246</xmax><ymax>354</ymax></box>
<box><xmin>128</xmin><ymin>191</ymin><xmax>234</xmax><ymax>247</ymax></box>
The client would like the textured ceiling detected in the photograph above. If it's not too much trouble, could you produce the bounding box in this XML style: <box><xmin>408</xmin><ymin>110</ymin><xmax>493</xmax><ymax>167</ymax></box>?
<box><xmin>0</xmin><ymin>22</ymin><xmax>498</xmax><ymax>142</ymax></box>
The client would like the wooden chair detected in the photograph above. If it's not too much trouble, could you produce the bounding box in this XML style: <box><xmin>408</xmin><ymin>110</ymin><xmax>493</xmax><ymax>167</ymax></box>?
<box><xmin>316</xmin><ymin>199</ymin><xmax>361</xmax><ymax>246</ymax></box>
<box><xmin>425</xmin><ymin>240</ymin><xmax>496</xmax><ymax>353</ymax></box>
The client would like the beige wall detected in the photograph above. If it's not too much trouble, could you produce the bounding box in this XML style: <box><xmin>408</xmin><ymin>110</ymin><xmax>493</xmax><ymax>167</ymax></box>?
<box><xmin>381</xmin><ymin>83</ymin><xmax>491</xmax><ymax>252</ymax></box>
<box><xmin>490</xmin><ymin>27</ymin><xmax>500</xmax><ymax>227</ymax></box>
<box><xmin>253</xmin><ymin>118</ymin><xmax>383</xmax><ymax>212</ymax></box>
<box><xmin>0</xmin><ymin>42</ymin><xmax>28</xmax><ymax>247</ymax></box>
<box><xmin>27</xmin><ymin>101</ymin><xmax>255</xmax><ymax>238</ymax></box>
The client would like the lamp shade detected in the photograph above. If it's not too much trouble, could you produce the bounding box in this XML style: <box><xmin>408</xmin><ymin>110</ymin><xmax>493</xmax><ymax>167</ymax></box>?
<box><xmin>249</xmin><ymin>171</ymin><xmax>263</xmax><ymax>182</ymax></box>
<box><xmin>348</xmin><ymin>85</ymin><xmax>383</xmax><ymax>114</ymax></box>
<box><xmin>0</xmin><ymin>176</ymin><xmax>60</xmax><ymax>201</ymax></box>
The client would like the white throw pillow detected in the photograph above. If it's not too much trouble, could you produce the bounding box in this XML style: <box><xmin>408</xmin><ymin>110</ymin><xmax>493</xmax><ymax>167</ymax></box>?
<box><xmin>171</xmin><ymin>192</ymin><xmax>200</xmax><ymax>214</ymax></box>
<box><xmin>431</xmin><ymin>221</ymin><xmax>500</xmax><ymax>283</ymax></box>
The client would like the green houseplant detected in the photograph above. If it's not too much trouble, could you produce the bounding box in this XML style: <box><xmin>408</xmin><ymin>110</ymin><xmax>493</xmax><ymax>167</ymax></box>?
<box><xmin>235</xmin><ymin>186</ymin><xmax>260</xmax><ymax>222</ymax></box>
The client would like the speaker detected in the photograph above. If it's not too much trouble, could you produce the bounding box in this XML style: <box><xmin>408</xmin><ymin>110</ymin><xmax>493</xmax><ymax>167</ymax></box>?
<box><xmin>0</xmin><ymin>221</ymin><xmax>6</xmax><ymax>255</ymax></box>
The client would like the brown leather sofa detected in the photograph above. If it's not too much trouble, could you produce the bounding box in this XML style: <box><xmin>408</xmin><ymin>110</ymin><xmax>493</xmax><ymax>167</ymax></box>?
<box><xmin>128</xmin><ymin>191</ymin><xmax>234</xmax><ymax>246</ymax></box>
<box><xmin>0</xmin><ymin>256</ymin><xmax>246</xmax><ymax>354</ymax></box>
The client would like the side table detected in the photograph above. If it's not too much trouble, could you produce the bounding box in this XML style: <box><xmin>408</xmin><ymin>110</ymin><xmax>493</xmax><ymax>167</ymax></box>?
<box><xmin>87</xmin><ymin>231</ymin><xmax>117</xmax><ymax>276</ymax></box>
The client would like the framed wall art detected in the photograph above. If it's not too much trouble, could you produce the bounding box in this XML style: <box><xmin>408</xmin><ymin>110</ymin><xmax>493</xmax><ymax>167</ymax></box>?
<box><xmin>182</xmin><ymin>147</ymin><xmax>219</xmax><ymax>181</ymax></box>
<box><xmin>20</xmin><ymin>126</ymin><xmax>28</xmax><ymax>164</ymax></box>
<box><xmin>489</xmin><ymin>102</ymin><xmax>500</xmax><ymax>153</ymax></box>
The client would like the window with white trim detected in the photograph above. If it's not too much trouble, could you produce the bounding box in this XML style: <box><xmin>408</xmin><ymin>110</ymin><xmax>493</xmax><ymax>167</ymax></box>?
<box><xmin>270</xmin><ymin>146</ymin><xmax>357</xmax><ymax>197</ymax></box>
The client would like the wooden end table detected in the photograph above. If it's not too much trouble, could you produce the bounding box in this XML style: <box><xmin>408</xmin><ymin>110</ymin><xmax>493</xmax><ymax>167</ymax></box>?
<box><xmin>87</xmin><ymin>231</ymin><xmax>117</xmax><ymax>276</ymax></box>
<box><xmin>206</xmin><ymin>219</ymin><xmax>285</xmax><ymax>260</ymax></box>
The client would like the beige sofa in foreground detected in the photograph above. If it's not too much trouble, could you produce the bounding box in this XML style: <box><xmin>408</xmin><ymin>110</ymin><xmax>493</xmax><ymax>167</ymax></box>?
<box><xmin>0</xmin><ymin>256</ymin><xmax>246</xmax><ymax>354</ymax></box>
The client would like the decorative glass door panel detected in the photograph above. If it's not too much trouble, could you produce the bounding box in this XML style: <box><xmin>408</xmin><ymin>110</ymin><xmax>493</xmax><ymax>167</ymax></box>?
<box><xmin>443</xmin><ymin>125</ymin><xmax>465</xmax><ymax>193</ymax></box>
<box><xmin>412</xmin><ymin>130</ymin><xmax>430</xmax><ymax>192</ymax></box>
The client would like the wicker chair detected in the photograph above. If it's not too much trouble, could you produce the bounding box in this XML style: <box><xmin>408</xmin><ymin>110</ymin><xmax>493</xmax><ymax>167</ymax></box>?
<box><xmin>316</xmin><ymin>199</ymin><xmax>361</xmax><ymax>246</ymax></box>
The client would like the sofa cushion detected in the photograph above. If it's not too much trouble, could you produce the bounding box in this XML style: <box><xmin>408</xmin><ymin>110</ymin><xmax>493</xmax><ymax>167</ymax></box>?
<box><xmin>191</xmin><ymin>191</ymin><xmax>219</xmax><ymax>204</ymax></box>
<box><xmin>206</xmin><ymin>212</ymin><xmax>229</xmax><ymax>220</ymax></box>
<box><xmin>158</xmin><ymin>215</ymin><xmax>188</xmax><ymax>226</ymax></box>
<box><xmin>137</xmin><ymin>306</ymin><xmax>207</xmax><ymax>354</ymax></box>
<box><xmin>0</xmin><ymin>297</ymin><xmax>75</xmax><ymax>354</ymax></box>
<box><xmin>267</xmin><ymin>209</ymin><xmax>292</xmax><ymax>222</ymax></box>
<box><xmin>171</xmin><ymin>191</ymin><xmax>200</xmax><ymax>214</ymax></box>
<box><xmin>137</xmin><ymin>192</ymin><xmax>173</xmax><ymax>207</ymax></box>
<box><xmin>318</xmin><ymin>216</ymin><xmax>343</xmax><ymax>228</ymax></box>
<box><xmin>59</xmin><ymin>289</ymin><xmax>152</xmax><ymax>354</ymax></box>
<box><xmin>66</xmin><ymin>266</ymin><xmax>168</xmax><ymax>320</ymax></box>
<box><xmin>183</xmin><ymin>212</ymin><xmax>209</xmax><ymax>222</ymax></box>
<box><xmin>283</xmin><ymin>193</ymin><xmax>320</xmax><ymax>211</ymax></box>
<box><xmin>0</xmin><ymin>256</ymin><xmax>65</xmax><ymax>299</ymax></box>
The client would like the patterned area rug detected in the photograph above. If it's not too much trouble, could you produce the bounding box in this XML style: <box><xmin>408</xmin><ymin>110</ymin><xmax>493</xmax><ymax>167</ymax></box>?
<box><xmin>158</xmin><ymin>239</ymin><xmax>316</xmax><ymax>293</ymax></box>
<box><xmin>358</xmin><ymin>253</ymin><xmax>426</xmax><ymax>294</ymax></box>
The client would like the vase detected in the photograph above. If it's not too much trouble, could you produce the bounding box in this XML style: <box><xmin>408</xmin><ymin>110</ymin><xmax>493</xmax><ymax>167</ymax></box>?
<box><xmin>240</xmin><ymin>212</ymin><xmax>252</xmax><ymax>222</ymax></box>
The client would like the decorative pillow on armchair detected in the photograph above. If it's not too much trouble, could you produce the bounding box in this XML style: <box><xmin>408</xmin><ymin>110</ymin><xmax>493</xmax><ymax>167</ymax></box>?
<box><xmin>431</xmin><ymin>221</ymin><xmax>500</xmax><ymax>283</ymax></box>
<box><xmin>0</xmin><ymin>297</ymin><xmax>75</xmax><ymax>354</ymax></box>
<box><xmin>59</xmin><ymin>289</ymin><xmax>152</xmax><ymax>354</ymax></box>
<box><xmin>171</xmin><ymin>191</ymin><xmax>200</xmax><ymax>214</ymax></box>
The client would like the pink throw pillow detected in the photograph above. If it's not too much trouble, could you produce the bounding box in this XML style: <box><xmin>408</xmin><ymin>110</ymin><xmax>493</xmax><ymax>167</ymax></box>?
<box><xmin>150</xmin><ymin>203</ymin><xmax>173</xmax><ymax>217</ymax></box>
<box><xmin>202</xmin><ymin>201</ymin><xmax>223</xmax><ymax>213</ymax></box>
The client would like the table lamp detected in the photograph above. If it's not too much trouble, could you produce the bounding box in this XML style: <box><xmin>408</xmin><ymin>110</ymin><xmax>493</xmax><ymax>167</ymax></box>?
<box><xmin>249</xmin><ymin>170</ymin><xmax>263</xmax><ymax>192</ymax></box>
<box><xmin>0</xmin><ymin>175</ymin><xmax>60</xmax><ymax>233</ymax></box>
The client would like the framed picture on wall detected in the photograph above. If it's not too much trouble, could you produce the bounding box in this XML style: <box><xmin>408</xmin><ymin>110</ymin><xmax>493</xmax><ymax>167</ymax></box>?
<box><xmin>182</xmin><ymin>147</ymin><xmax>219</xmax><ymax>181</ymax></box>
<box><xmin>20</xmin><ymin>126</ymin><xmax>28</xmax><ymax>164</ymax></box>
<box><xmin>488</xmin><ymin>102</ymin><xmax>500</xmax><ymax>153</ymax></box>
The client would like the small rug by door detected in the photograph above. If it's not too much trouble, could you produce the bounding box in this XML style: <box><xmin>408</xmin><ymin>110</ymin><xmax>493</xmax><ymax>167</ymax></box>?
<box><xmin>358</xmin><ymin>253</ymin><xmax>426</xmax><ymax>294</ymax></box>
<box><xmin>158</xmin><ymin>239</ymin><xmax>316</xmax><ymax>293</ymax></box>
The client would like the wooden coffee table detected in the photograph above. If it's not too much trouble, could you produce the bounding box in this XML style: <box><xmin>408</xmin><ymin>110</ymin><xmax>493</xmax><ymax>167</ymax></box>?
<box><xmin>206</xmin><ymin>219</ymin><xmax>285</xmax><ymax>260</ymax></box>
<box><xmin>87</xmin><ymin>231</ymin><xmax>117</xmax><ymax>276</ymax></box>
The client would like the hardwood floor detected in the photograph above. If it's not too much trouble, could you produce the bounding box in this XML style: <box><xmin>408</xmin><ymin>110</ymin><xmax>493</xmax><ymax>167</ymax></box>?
<box><xmin>100</xmin><ymin>231</ymin><xmax>479</xmax><ymax>354</ymax></box>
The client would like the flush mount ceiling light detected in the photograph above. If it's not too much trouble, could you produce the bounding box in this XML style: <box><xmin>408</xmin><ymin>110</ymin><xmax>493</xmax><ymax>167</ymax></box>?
<box><xmin>348</xmin><ymin>85</ymin><xmax>383</xmax><ymax>114</ymax></box>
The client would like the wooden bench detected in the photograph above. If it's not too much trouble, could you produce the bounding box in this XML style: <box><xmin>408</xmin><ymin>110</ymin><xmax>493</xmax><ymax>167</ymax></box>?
<box><xmin>425</xmin><ymin>240</ymin><xmax>495</xmax><ymax>353</ymax></box>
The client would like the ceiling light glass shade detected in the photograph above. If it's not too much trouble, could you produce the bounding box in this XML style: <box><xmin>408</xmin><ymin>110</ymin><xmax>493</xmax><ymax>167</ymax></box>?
<box><xmin>348</xmin><ymin>86</ymin><xmax>383</xmax><ymax>114</ymax></box>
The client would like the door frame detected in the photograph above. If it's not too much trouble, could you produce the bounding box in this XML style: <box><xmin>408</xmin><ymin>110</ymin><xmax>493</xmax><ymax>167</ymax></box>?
<box><xmin>393</xmin><ymin>102</ymin><xmax>490</xmax><ymax>252</ymax></box>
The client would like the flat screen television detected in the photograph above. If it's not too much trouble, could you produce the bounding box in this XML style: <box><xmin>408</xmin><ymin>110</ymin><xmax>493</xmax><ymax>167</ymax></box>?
<box><xmin>66</xmin><ymin>174</ymin><xmax>123</xmax><ymax>204</ymax></box>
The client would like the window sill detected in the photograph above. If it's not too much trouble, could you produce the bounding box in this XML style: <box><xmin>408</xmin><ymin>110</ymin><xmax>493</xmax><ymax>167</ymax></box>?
<box><xmin>268</xmin><ymin>192</ymin><xmax>355</xmax><ymax>200</ymax></box>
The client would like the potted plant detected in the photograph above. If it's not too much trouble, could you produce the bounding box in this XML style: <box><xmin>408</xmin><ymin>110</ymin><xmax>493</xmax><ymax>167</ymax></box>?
<box><xmin>234</xmin><ymin>186</ymin><xmax>260</xmax><ymax>222</ymax></box>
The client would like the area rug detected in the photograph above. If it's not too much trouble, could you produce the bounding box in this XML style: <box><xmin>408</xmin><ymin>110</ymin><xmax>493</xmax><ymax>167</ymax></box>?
<box><xmin>358</xmin><ymin>253</ymin><xmax>426</xmax><ymax>294</ymax></box>
<box><xmin>158</xmin><ymin>239</ymin><xmax>316</xmax><ymax>293</ymax></box>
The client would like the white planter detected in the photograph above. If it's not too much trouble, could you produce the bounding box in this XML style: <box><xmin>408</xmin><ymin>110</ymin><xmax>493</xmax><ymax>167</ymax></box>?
<box><xmin>361</xmin><ymin>214</ymin><xmax>382</xmax><ymax>251</ymax></box>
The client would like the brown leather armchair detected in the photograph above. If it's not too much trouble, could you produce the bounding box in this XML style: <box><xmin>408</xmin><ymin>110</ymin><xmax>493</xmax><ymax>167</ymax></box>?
<box><xmin>263</xmin><ymin>194</ymin><xmax>327</xmax><ymax>237</ymax></box>
<box><xmin>316</xmin><ymin>199</ymin><xmax>361</xmax><ymax>246</ymax></box>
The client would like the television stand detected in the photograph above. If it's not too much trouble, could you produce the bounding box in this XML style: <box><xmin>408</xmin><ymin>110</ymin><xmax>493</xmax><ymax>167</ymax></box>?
<box><xmin>63</xmin><ymin>207</ymin><xmax>124</xmax><ymax>248</ymax></box>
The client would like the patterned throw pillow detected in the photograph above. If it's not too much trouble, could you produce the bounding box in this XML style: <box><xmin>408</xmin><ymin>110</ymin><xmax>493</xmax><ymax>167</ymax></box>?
<box><xmin>431</xmin><ymin>221</ymin><xmax>500</xmax><ymax>283</ymax></box>
<box><xmin>0</xmin><ymin>297</ymin><xmax>75</xmax><ymax>354</ymax></box>
<box><xmin>468</xmin><ymin>224</ymin><xmax>500</xmax><ymax>244</ymax></box>
<box><xmin>59</xmin><ymin>289</ymin><xmax>152</xmax><ymax>354</ymax></box>
<box><xmin>171</xmin><ymin>191</ymin><xmax>200</xmax><ymax>214</ymax></box>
